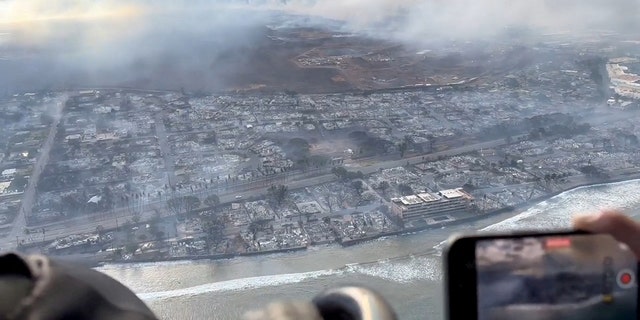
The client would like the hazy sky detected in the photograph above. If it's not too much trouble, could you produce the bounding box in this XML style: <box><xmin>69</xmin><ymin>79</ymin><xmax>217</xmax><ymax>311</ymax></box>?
<box><xmin>3</xmin><ymin>0</ymin><xmax>637</xmax><ymax>43</ymax></box>
<box><xmin>0</xmin><ymin>0</ymin><xmax>638</xmax><ymax>93</ymax></box>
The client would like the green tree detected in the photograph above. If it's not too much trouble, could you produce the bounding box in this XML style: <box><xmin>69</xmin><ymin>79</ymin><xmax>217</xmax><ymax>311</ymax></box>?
<box><xmin>114</xmin><ymin>248</ymin><xmax>124</xmax><ymax>259</ymax></box>
<box><xmin>132</xmin><ymin>214</ymin><xmax>141</xmax><ymax>225</ymax></box>
<box><xmin>125</xmin><ymin>242</ymin><xmax>138</xmax><ymax>254</ymax></box>
<box><xmin>40</xmin><ymin>113</ymin><xmax>54</xmax><ymax>125</ymax></box>
<box><xmin>154</xmin><ymin>231</ymin><xmax>165</xmax><ymax>240</ymax></box>
<box><xmin>352</xmin><ymin>180</ymin><xmax>364</xmax><ymax>195</ymax></box>
<box><xmin>426</xmin><ymin>134</ymin><xmax>436</xmax><ymax>152</ymax></box>
<box><xmin>267</xmin><ymin>185</ymin><xmax>288</xmax><ymax>206</ymax></box>
<box><xmin>331</xmin><ymin>167</ymin><xmax>348</xmax><ymax>180</ymax></box>
<box><xmin>378</xmin><ymin>181</ymin><xmax>390</xmax><ymax>195</ymax></box>
<box><xmin>204</xmin><ymin>194</ymin><xmax>220</xmax><ymax>208</ymax></box>
<box><xmin>403</xmin><ymin>135</ymin><xmax>413</xmax><ymax>147</ymax></box>
<box><xmin>8</xmin><ymin>175</ymin><xmax>28</xmax><ymax>193</ymax></box>
<box><xmin>398</xmin><ymin>142</ymin><xmax>408</xmax><ymax>158</ymax></box>
<box><xmin>398</xmin><ymin>183</ymin><xmax>413</xmax><ymax>196</ymax></box>
<box><xmin>287</xmin><ymin>138</ymin><xmax>311</xmax><ymax>160</ymax></box>
<box><xmin>95</xmin><ymin>225</ymin><xmax>105</xmax><ymax>241</ymax></box>
<box><xmin>203</xmin><ymin>215</ymin><xmax>225</xmax><ymax>245</ymax></box>
<box><xmin>332</xmin><ymin>167</ymin><xmax>363</xmax><ymax>181</ymax></box>
<box><xmin>166</xmin><ymin>197</ymin><xmax>185</xmax><ymax>215</ymax></box>
<box><xmin>183</xmin><ymin>196</ymin><xmax>201</xmax><ymax>214</ymax></box>
<box><xmin>346</xmin><ymin>171</ymin><xmax>364</xmax><ymax>180</ymax></box>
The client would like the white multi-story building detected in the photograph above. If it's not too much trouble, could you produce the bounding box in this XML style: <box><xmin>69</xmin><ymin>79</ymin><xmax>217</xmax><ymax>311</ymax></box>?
<box><xmin>390</xmin><ymin>188</ymin><xmax>474</xmax><ymax>221</ymax></box>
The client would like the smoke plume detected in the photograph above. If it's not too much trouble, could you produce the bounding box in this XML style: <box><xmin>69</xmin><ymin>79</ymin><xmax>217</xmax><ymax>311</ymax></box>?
<box><xmin>0</xmin><ymin>0</ymin><xmax>638</xmax><ymax>93</ymax></box>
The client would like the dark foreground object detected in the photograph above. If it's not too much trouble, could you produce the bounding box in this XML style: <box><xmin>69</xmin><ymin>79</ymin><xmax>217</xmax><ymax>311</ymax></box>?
<box><xmin>0</xmin><ymin>252</ymin><xmax>398</xmax><ymax>320</ymax></box>
<box><xmin>0</xmin><ymin>252</ymin><xmax>158</xmax><ymax>320</ymax></box>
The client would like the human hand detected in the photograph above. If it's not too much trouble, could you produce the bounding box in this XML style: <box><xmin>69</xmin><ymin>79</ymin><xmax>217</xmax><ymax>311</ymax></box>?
<box><xmin>573</xmin><ymin>210</ymin><xmax>640</xmax><ymax>259</ymax></box>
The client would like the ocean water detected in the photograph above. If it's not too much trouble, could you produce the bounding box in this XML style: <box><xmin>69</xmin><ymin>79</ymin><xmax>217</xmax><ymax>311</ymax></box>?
<box><xmin>98</xmin><ymin>180</ymin><xmax>640</xmax><ymax>320</ymax></box>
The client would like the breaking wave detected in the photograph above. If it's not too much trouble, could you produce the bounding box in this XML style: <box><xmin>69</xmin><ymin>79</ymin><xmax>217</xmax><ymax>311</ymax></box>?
<box><xmin>429</xmin><ymin>179</ymin><xmax>640</xmax><ymax>253</ymax></box>
<box><xmin>348</xmin><ymin>253</ymin><xmax>441</xmax><ymax>283</ymax></box>
<box><xmin>482</xmin><ymin>179</ymin><xmax>640</xmax><ymax>232</ymax></box>
<box><xmin>134</xmin><ymin>179</ymin><xmax>640</xmax><ymax>302</ymax></box>
<box><xmin>138</xmin><ymin>268</ymin><xmax>343</xmax><ymax>301</ymax></box>
<box><xmin>138</xmin><ymin>250</ymin><xmax>440</xmax><ymax>301</ymax></box>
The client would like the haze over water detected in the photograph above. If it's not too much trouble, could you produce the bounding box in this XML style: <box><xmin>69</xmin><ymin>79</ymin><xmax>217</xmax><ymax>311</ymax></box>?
<box><xmin>99</xmin><ymin>180</ymin><xmax>640</xmax><ymax>320</ymax></box>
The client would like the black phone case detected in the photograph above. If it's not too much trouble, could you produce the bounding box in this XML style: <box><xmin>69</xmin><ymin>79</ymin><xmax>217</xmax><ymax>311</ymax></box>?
<box><xmin>443</xmin><ymin>230</ymin><xmax>639</xmax><ymax>320</ymax></box>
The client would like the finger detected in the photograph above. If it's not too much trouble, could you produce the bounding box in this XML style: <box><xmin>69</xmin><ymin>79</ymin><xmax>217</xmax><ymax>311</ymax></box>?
<box><xmin>244</xmin><ymin>302</ymin><xmax>322</xmax><ymax>320</ymax></box>
<box><xmin>573</xmin><ymin>210</ymin><xmax>640</xmax><ymax>259</ymax></box>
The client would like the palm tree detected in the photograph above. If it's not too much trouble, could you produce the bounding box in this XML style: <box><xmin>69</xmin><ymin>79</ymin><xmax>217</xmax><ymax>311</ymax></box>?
<box><xmin>398</xmin><ymin>142</ymin><xmax>408</xmax><ymax>158</ymax></box>
<box><xmin>426</xmin><ymin>134</ymin><xmax>436</xmax><ymax>152</ymax></box>
<box><xmin>204</xmin><ymin>194</ymin><xmax>220</xmax><ymax>208</ymax></box>
<box><xmin>95</xmin><ymin>225</ymin><xmax>105</xmax><ymax>242</ymax></box>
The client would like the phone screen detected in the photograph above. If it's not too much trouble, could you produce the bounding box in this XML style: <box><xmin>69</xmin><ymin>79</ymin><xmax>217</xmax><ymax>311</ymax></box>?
<box><xmin>475</xmin><ymin>234</ymin><xmax>637</xmax><ymax>320</ymax></box>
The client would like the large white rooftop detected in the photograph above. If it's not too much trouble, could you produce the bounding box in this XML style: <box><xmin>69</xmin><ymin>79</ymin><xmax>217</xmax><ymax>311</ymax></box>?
<box><xmin>417</xmin><ymin>192</ymin><xmax>440</xmax><ymax>202</ymax></box>
<box><xmin>398</xmin><ymin>195</ymin><xmax>423</xmax><ymax>205</ymax></box>
<box><xmin>439</xmin><ymin>188</ymin><xmax>466</xmax><ymax>199</ymax></box>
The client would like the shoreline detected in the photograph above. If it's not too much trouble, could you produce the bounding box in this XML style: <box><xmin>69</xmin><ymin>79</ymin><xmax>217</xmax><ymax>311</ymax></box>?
<box><xmin>95</xmin><ymin>172</ymin><xmax>640</xmax><ymax>268</ymax></box>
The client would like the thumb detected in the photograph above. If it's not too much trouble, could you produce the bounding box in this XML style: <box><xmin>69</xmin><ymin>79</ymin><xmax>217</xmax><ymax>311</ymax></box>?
<box><xmin>573</xmin><ymin>210</ymin><xmax>640</xmax><ymax>259</ymax></box>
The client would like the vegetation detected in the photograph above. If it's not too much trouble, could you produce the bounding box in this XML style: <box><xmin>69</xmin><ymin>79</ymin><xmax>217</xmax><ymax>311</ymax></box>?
<box><xmin>331</xmin><ymin>167</ymin><xmax>364</xmax><ymax>181</ymax></box>
<box><xmin>348</xmin><ymin>131</ymin><xmax>392</xmax><ymax>156</ymax></box>
<box><xmin>351</xmin><ymin>180</ymin><xmax>364</xmax><ymax>195</ymax></box>
<box><xmin>166</xmin><ymin>196</ymin><xmax>200</xmax><ymax>215</ymax></box>
<box><xmin>95</xmin><ymin>225</ymin><xmax>105</xmax><ymax>241</ymax></box>
<box><xmin>398</xmin><ymin>135</ymin><xmax>413</xmax><ymax>158</ymax></box>
<box><xmin>183</xmin><ymin>196</ymin><xmax>201</xmax><ymax>214</ymax></box>
<box><xmin>125</xmin><ymin>242</ymin><xmax>139</xmax><ymax>254</ymax></box>
<box><xmin>398</xmin><ymin>183</ymin><xmax>413</xmax><ymax>196</ymax></box>
<box><xmin>166</xmin><ymin>197</ymin><xmax>185</xmax><ymax>215</ymax></box>
<box><xmin>8</xmin><ymin>175</ymin><xmax>28</xmax><ymax>193</ymax></box>
<box><xmin>378</xmin><ymin>181</ymin><xmax>390</xmax><ymax>195</ymax></box>
<box><xmin>286</xmin><ymin>138</ymin><xmax>311</xmax><ymax>161</ymax></box>
<box><xmin>204</xmin><ymin>194</ymin><xmax>220</xmax><ymax>208</ymax></box>
<box><xmin>579</xmin><ymin>165</ymin><xmax>609</xmax><ymax>178</ymax></box>
<box><xmin>267</xmin><ymin>184</ymin><xmax>288</xmax><ymax>206</ymax></box>
<box><xmin>398</xmin><ymin>141</ymin><xmax>408</xmax><ymax>158</ymax></box>
<box><xmin>248</xmin><ymin>219</ymin><xmax>271</xmax><ymax>241</ymax></box>
<box><xmin>202</xmin><ymin>214</ymin><xmax>225</xmax><ymax>245</ymax></box>
<box><xmin>481</xmin><ymin>113</ymin><xmax>591</xmax><ymax>140</ymax></box>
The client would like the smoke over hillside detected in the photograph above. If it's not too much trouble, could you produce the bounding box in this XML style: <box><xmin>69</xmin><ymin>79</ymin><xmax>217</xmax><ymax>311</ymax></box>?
<box><xmin>0</xmin><ymin>0</ymin><xmax>638</xmax><ymax>93</ymax></box>
<box><xmin>279</xmin><ymin>0</ymin><xmax>639</xmax><ymax>39</ymax></box>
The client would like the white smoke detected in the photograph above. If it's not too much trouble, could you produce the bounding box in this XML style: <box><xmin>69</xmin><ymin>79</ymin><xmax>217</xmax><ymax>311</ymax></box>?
<box><xmin>0</xmin><ymin>0</ymin><xmax>637</xmax><ymax>93</ymax></box>
<box><xmin>274</xmin><ymin>0</ymin><xmax>639</xmax><ymax>41</ymax></box>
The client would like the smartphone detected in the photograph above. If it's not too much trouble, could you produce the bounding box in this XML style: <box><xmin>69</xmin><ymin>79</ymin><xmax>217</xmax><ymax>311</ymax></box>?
<box><xmin>444</xmin><ymin>230</ymin><xmax>638</xmax><ymax>320</ymax></box>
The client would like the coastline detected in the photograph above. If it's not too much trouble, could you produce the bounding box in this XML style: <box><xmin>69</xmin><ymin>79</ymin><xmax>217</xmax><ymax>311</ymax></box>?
<box><xmin>95</xmin><ymin>171</ymin><xmax>640</xmax><ymax>268</ymax></box>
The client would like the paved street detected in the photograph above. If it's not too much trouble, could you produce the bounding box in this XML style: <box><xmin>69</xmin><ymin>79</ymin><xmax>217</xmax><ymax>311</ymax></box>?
<box><xmin>0</xmin><ymin>136</ymin><xmax>516</xmax><ymax>249</ymax></box>
<box><xmin>6</xmin><ymin>98</ymin><xmax>64</xmax><ymax>248</ymax></box>
<box><xmin>155</xmin><ymin>113</ymin><xmax>177</xmax><ymax>188</ymax></box>
<box><xmin>3</xmin><ymin>121</ymin><xmax>637</xmax><ymax>250</ymax></box>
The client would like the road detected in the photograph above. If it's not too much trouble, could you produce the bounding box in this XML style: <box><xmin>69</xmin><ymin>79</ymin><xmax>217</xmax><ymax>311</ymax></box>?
<box><xmin>155</xmin><ymin>113</ymin><xmax>177</xmax><ymax>188</ymax></box>
<box><xmin>6</xmin><ymin>98</ymin><xmax>65</xmax><ymax>248</ymax></box>
<box><xmin>6</xmin><ymin>127</ymin><xmax>640</xmax><ymax>250</ymax></box>
<box><xmin>2</xmin><ymin>98</ymin><xmax>638</xmax><ymax>249</ymax></box>
<box><xmin>0</xmin><ymin>136</ymin><xmax>520</xmax><ymax>249</ymax></box>
<box><xmin>11</xmin><ymin>129</ymin><xmax>608</xmax><ymax>250</ymax></box>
